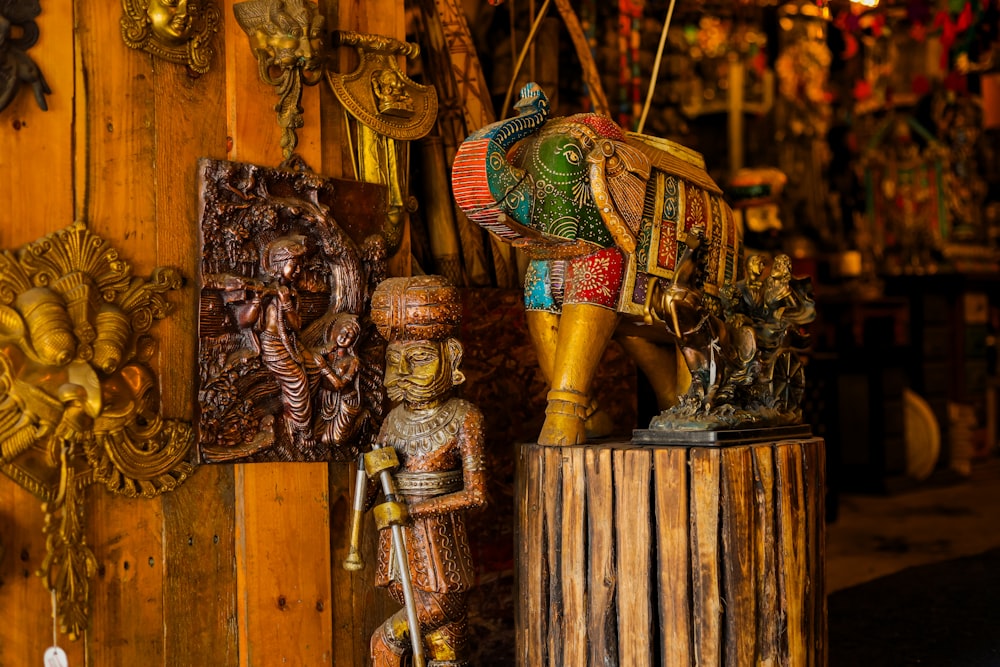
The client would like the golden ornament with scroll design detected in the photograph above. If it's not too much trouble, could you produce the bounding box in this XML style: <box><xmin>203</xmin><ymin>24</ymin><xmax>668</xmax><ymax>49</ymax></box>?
<box><xmin>0</xmin><ymin>221</ymin><xmax>194</xmax><ymax>640</ymax></box>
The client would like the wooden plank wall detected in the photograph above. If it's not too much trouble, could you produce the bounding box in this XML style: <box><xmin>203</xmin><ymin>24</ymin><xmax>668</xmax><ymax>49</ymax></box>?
<box><xmin>0</xmin><ymin>1</ymin><xmax>402</xmax><ymax>664</ymax></box>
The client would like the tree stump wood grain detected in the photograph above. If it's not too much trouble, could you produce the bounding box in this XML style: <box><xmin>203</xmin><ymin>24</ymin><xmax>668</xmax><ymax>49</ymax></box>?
<box><xmin>516</xmin><ymin>437</ymin><xmax>826</xmax><ymax>667</ymax></box>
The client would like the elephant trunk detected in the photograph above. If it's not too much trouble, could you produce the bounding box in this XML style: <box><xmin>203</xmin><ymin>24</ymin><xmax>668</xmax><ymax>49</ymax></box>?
<box><xmin>452</xmin><ymin>83</ymin><xmax>551</xmax><ymax>236</ymax></box>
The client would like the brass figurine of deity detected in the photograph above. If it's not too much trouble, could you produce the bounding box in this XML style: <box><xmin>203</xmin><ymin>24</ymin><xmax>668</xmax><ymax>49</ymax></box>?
<box><xmin>196</xmin><ymin>157</ymin><xmax>389</xmax><ymax>464</ymax></box>
<box><xmin>344</xmin><ymin>275</ymin><xmax>486</xmax><ymax>667</ymax></box>
<box><xmin>326</xmin><ymin>31</ymin><xmax>438</xmax><ymax>255</ymax></box>
<box><xmin>233</xmin><ymin>0</ymin><xmax>324</xmax><ymax>161</ymax></box>
<box><xmin>0</xmin><ymin>221</ymin><xmax>194</xmax><ymax>639</ymax></box>
<box><xmin>120</xmin><ymin>0</ymin><xmax>221</xmax><ymax>74</ymax></box>
<box><xmin>0</xmin><ymin>0</ymin><xmax>50</xmax><ymax>112</ymax></box>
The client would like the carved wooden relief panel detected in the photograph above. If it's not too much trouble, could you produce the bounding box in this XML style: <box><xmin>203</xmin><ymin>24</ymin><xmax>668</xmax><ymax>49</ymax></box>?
<box><xmin>196</xmin><ymin>158</ymin><xmax>389</xmax><ymax>464</ymax></box>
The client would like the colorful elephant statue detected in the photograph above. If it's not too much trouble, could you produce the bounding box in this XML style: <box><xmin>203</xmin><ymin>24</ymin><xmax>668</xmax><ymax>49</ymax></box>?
<box><xmin>453</xmin><ymin>83</ymin><xmax>742</xmax><ymax>445</ymax></box>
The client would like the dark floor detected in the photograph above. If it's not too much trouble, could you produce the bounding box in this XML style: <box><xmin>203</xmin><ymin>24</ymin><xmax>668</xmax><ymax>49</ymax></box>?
<box><xmin>826</xmin><ymin>455</ymin><xmax>1000</xmax><ymax>666</ymax></box>
<box><xmin>829</xmin><ymin>548</ymin><xmax>1000</xmax><ymax>666</ymax></box>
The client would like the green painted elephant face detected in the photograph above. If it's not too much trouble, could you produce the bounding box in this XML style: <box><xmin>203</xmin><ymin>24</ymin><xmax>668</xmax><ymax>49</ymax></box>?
<box><xmin>511</xmin><ymin>126</ymin><xmax>614</xmax><ymax>247</ymax></box>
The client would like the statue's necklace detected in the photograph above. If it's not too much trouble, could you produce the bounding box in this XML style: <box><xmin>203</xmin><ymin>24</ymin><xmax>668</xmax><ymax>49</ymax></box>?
<box><xmin>382</xmin><ymin>400</ymin><xmax>465</xmax><ymax>458</ymax></box>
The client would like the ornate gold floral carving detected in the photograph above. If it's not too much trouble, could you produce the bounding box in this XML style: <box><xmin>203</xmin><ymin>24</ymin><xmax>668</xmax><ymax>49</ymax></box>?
<box><xmin>0</xmin><ymin>221</ymin><xmax>194</xmax><ymax>639</ymax></box>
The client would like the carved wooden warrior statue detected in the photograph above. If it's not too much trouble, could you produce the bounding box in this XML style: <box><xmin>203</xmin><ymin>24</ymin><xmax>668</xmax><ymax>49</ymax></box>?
<box><xmin>362</xmin><ymin>275</ymin><xmax>486</xmax><ymax>667</ymax></box>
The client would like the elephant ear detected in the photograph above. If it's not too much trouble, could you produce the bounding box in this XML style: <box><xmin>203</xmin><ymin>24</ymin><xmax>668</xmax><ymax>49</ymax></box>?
<box><xmin>587</xmin><ymin>139</ymin><xmax>652</xmax><ymax>254</ymax></box>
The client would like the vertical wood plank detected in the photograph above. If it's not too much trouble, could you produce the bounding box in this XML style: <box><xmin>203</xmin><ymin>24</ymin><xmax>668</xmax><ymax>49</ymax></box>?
<box><xmin>543</xmin><ymin>447</ymin><xmax>564</xmax><ymax>667</ymax></box>
<box><xmin>586</xmin><ymin>447</ymin><xmax>617</xmax><ymax>667</ymax></box>
<box><xmin>517</xmin><ymin>444</ymin><xmax>547</xmax><ymax>667</ymax></box>
<box><xmin>653</xmin><ymin>447</ymin><xmax>692</xmax><ymax>667</ymax></box>
<box><xmin>152</xmin><ymin>47</ymin><xmax>227</xmax><ymax>409</ymax></box>
<box><xmin>690</xmin><ymin>448</ymin><xmax>722</xmax><ymax>667</ymax></box>
<box><xmin>76</xmin><ymin>1</ymin><xmax>167</xmax><ymax>663</ymax></box>
<box><xmin>753</xmin><ymin>445</ymin><xmax>779</xmax><ymax>667</ymax></box>
<box><xmin>615</xmin><ymin>448</ymin><xmax>653</xmax><ymax>667</ymax></box>
<box><xmin>329</xmin><ymin>462</ymin><xmax>394</xmax><ymax>667</ymax></box>
<box><xmin>0</xmin><ymin>481</ymin><xmax>87</xmax><ymax>665</ymax></box>
<box><xmin>235</xmin><ymin>463</ymin><xmax>334</xmax><ymax>666</ymax></box>
<box><xmin>802</xmin><ymin>439</ymin><xmax>827</xmax><ymax>667</ymax></box>
<box><xmin>721</xmin><ymin>446</ymin><xmax>757</xmax><ymax>667</ymax></box>
<box><xmin>775</xmin><ymin>443</ymin><xmax>807</xmax><ymax>667</ymax></box>
<box><xmin>76</xmin><ymin>0</ymin><xmax>158</xmax><ymax>274</ymax></box>
<box><xmin>0</xmin><ymin>4</ymin><xmax>79</xmax><ymax>663</ymax></box>
<box><xmin>162</xmin><ymin>466</ymin><xmax>239</xmax><ymax>666</ymax></box>
<box><xmin>88</xmin><ymin>493</ymin><xmax>167</xmax><ymax>666</ymax></box>
<box><xmin>0</xmin><ymin>2</ymin><xmax>75</xmax><ymax>249</ymax></box>
<box><xmin>561</xmin><ymin>448</ymin><xmax>587</xmax><ymax>666</ymax></box>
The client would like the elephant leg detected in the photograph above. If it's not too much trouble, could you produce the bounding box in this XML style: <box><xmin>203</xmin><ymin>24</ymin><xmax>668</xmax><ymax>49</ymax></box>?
<box><xmin>525</xmin><ymin>310</ymin><xmax>559</xmax><ymax>384</ymax></box>
<box><xmin>528</xmin><ymin>309</ymin><xmax>613</xmax><ymax>439</ymax></box>
<box><xmin>538</xmin><ymin>303</ymin><xmax>619</xmax><ymax>446</ymax></box>
<box><xmin>616</xmin><ymin>335</ymin><xmax>686</xmax><ymax>410</ymax></box>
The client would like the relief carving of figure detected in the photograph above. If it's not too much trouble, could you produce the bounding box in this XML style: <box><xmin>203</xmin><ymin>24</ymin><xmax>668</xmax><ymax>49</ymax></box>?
<box><xmin>356</xmin><ymin>275</ymin><xmax>487</xmax><ymax>667</ymax></box>
<box><xmin>197</xmin><ymin>158</ymin><xmax>388</xmax><ymax>463</ymax></box>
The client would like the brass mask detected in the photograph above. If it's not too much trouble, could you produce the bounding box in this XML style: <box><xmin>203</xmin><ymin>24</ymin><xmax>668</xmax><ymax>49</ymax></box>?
<box><xmin>121</xmin><ymin>0</ymin><xmax>221</xmax><ymax>73</ymax></box>
<box><xmin>233</xmin><ymin>0</ymin><xmax>325</xmax><ymax>160</ymax></box>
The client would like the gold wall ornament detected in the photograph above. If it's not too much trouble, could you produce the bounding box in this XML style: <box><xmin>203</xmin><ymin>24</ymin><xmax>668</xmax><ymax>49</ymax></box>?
<box><xmin>0</xmin><ymin>221</ymin><xmax>194</xmax><ymax>639</ymax></box>
<box><xmin>120</xmin><ymin>0</ymin><xmax>221</xmax><ymax>74</ymax></box>
<box><xmin>233</xmin><ymin>0</ymin><xmax>325</xmax><ymax>161</ymax></box>
<box><xmin>326</xmin><ymin>31</ymin><xmax>438</xmax><ymax>255</ymax></box>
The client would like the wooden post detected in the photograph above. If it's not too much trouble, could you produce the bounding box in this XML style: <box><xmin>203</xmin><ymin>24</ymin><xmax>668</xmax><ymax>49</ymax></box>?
<box><xmin>516</xmin><ymin>437</ymin><xmax>827</xmax><ymax>667</ymax></box>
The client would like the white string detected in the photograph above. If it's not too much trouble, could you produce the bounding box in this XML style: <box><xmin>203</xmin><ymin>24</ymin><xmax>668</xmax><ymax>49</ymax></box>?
<box><xmin>636</xmin><ymin>0</ymin><xmax>679</xmax><ymax>134</ymax></box>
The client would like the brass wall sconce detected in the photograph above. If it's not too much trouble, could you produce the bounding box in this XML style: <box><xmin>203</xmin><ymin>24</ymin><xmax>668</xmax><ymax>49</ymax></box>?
<box><xmin>120</xmin><ymin>0</ymin><xmax>221</xmax><ymax>74</ymax></box>
<box><xmin>326</xmin><ymin>30</ymin><xmax>438</xmax><ymax>255</ymax></box>
<box><xmin>233</xmin><ymin>0</ymin><xmax>325</xmax><ymax>161</ymax></box>
<box><xmin>0</xmin><ymin>221</ymin><xmax>194</xmax><ymax>639</ymax></box>
<box><xmin>0</xmin><ymin>0</ymin><xmax>51</xmax><ymax>112</ymax></box>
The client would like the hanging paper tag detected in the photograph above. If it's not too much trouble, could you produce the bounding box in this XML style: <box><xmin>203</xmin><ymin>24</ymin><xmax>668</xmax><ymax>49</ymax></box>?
<box><xmin>44</xmin><ymin>646</ymin><xmax>68</xmax><ymax>667</ymax></box>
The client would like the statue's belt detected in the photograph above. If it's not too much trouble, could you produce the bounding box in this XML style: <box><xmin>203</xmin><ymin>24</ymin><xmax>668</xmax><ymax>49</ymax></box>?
<box><xmin>394</xmin><ymin>470</ymin><xmax>463</xmax><ymax>496</ymax></box>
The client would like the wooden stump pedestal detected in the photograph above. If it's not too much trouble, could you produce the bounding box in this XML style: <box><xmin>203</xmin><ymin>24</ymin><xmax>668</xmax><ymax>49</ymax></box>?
<box><xmin>515</xmin><ymin>436</ymin><xmax>826</xmax><ymax>667</ymax></box>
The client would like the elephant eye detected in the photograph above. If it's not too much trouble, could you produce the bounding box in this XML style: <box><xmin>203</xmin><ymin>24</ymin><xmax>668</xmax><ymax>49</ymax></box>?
<box><xmin>559</xmin><ymin>147</ymin><xmax>582</xmax><ymax>165</ymax></box>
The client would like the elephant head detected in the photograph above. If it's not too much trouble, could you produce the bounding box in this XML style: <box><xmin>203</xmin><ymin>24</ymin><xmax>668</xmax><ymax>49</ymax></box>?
<box><xmin>453</xmin><ymin>83</ymin><xmax>652</xmax><ymax>260</ymax></box>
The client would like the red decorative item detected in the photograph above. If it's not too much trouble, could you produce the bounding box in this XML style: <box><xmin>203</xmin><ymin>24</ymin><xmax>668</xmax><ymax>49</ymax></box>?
<box><xmin>854</xmin><ymin>79</ymin><xmax>874</xmax><ymax>100</ymax></box>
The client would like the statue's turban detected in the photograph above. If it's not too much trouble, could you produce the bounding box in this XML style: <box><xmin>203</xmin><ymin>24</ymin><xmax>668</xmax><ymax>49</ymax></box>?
<box><xmin>370</xmin><ymin>275</ymin><xmax>462</xmax><ymax>342</ymax></box>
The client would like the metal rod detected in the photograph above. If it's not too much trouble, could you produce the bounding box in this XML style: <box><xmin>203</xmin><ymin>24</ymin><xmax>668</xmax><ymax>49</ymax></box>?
<box><xmin>342</xmin><ymin>460</ymin><xmax>368</xmax><ymax>571</ymax></box>
<box><xmin>636</xmin><ymin>0</ymin><xmax>678</xmax><ymax>134</ymax></box>
<box><xmin>377</xmin><ymin>469</ymin><xmax>425</xmax><ymax>667</ymax></box>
